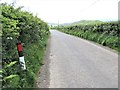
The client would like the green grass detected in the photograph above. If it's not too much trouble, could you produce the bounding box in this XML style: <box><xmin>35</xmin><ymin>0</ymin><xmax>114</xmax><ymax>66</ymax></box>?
<box><xmin>22</xmin><ymin>34</ymin><xmax>50</xmax><ymax>88</ymax></box>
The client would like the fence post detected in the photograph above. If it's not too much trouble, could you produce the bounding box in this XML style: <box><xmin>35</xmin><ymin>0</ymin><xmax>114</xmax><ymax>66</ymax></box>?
<box><xmin>17</xmin><ymin>41</ymin><xmax>26</xmax><ymax>70</ymax></box>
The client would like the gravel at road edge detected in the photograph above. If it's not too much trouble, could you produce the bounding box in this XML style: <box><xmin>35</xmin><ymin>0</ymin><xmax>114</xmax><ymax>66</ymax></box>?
<box><xmin>35</xmin><ymin>35</ymin><xmax>51</xmax><ymax>88</ymax></box>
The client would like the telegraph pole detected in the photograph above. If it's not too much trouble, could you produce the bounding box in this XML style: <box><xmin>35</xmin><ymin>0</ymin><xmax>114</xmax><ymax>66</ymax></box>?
<box><xmin>58</xmin><ymin>20</ymin><xmax>59</xmax><ymax>30</ymax></box>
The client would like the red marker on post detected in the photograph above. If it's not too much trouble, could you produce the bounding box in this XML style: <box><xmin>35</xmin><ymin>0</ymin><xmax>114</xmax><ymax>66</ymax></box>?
<box><xmin>17</xmin><ymin>42</ymin><xmax>26</xmax><ymax>70</ymax></box>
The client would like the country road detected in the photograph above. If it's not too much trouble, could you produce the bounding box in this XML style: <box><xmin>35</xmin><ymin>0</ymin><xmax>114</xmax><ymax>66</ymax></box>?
<box><xmin>36</xmin><ymin>30</ymin><xmax>118</xmax><ymax>88</ymax></box>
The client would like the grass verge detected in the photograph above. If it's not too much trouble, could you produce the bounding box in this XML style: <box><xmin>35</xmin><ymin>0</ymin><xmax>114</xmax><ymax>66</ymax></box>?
<box><xmin>59</xmin><ymin>30</ymin><xmax>119</xmax><ymax>52</ymax></box>
<box><xmin>2</xmin><ymin>33</ymin><xmax>50</xmax><ymax>89</ymax></box>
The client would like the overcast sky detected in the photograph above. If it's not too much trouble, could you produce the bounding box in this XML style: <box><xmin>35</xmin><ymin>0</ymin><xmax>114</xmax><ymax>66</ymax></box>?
<box><xmin>1</xmin><ymin>0</ymin><xmax>119</xmax><ymax>24</ymax></box>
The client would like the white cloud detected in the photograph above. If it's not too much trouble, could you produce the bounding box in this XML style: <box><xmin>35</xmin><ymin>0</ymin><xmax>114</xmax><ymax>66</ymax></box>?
<box><xmin>1</xmin><ymin>0</ymin><xmax>119</xmax><ymax>24</ymax></box>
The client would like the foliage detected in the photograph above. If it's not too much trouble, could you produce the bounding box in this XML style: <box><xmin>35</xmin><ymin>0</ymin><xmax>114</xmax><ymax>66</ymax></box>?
<box><xmin>1</xmin><ymin>3</ymin><xmax>49</xmax><ymax>88</ymax></box>
<box><xmin>55</xmin><ymin>21</ymin><xmax>119</xmax><ymax>51</ymax></box>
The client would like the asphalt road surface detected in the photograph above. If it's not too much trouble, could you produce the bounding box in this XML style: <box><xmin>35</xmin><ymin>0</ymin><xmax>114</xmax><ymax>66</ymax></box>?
<box><xmin>37</xmin><ymin>30</ymin><xmax>118</xmax><ymax>88</ymax></box>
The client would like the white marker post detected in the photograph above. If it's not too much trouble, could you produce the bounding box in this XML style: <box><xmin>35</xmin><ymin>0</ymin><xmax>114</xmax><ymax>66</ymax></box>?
<box><xmin>17</xmin><ymin>42</ymin><xmax>26</xmax><ymax>70</ymax></box>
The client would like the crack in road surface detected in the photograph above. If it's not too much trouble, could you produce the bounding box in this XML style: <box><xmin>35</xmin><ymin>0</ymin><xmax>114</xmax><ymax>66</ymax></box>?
<box><xmin>36</xmin><ymin>30</ymin><xmax>118</xmax><ymax>88</ymax></box>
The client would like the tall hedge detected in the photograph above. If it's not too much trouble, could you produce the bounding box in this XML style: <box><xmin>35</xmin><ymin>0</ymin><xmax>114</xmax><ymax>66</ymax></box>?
<box><xmin>56</xmin><ymin>21</ymin><xmax>119</xmax><ymax>51</ymax></box>
<box><xmin>1</xmin><ymin>3</ymin><xmax>49</xmax><ymax>88</ymax></box>
<box><xmin>2</xmin><ymin>3</ymin><xmax>49</xmax><ymax>62</ymax></box>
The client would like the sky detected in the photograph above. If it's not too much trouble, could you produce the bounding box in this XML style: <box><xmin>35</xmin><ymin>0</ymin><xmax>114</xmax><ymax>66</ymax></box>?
<box><xmin>0</xmin><ymin>0</ymin><xmax>119</xmax><ymax>24</ymax></box>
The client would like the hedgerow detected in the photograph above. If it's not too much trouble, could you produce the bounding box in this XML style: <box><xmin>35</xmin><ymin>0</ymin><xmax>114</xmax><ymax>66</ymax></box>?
<box><xmin>1</xmin><ymin>3</ymin><xmax>49</xmax><ymax>88</ymax></box>
<box><xmin>55</xmin><ymin>21</ymin><xmax>119</xmax><ymax>51</ymax></box>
